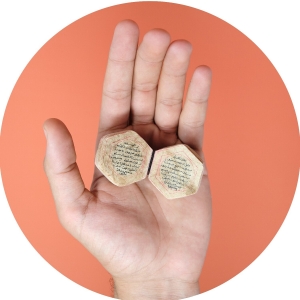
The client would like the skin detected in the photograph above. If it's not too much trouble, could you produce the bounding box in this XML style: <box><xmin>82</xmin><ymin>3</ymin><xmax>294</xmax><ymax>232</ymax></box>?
<box><xmin>43</xmin><ymin>20</ymin><xmax>212</xmax><ymax>300</ymax></box>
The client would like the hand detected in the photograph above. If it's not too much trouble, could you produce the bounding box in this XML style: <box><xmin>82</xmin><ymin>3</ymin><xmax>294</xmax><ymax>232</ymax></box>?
<box><xmin>43</xmin><ymin>20</ymin><xmax>212</xmax><ymax>300</ymax></box>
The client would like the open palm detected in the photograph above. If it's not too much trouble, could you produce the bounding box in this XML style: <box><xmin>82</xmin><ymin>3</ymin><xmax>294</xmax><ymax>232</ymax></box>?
<box><xmin>44</xmin><ymin>20</ymin><xmax>212</xmax><ymax>299</ymax></box>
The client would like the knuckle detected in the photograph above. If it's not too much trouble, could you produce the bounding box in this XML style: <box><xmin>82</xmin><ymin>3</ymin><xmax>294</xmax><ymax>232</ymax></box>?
<box><xmin>132</xmin><ymin>81</ymin><xmax>157</xmax><ymax>92</ymax></box>
<box><xmin>159</xmin><ymin>97</ymin><xmax>182</xmax><ymax>107</ymax></box>
<box><xmin>137</xmin><ymin>52</ymin><xmax>163</xmax><ymax>64</ymax></box>
<box><xmin>163</xmin><ymin>70</ymin><xmax>186</xmax><ymax>78</ymax></box>
<box><xmin>182</xmin><ymin>119</ymin><xmax>204</xmax><ymax>129</ymax></box>
<box><xmin>157</xmin><ymin>124</ymin><xmax>177</xmax><ymax>133</ymax></box>
<box><xmin>103</xmin><ymin>88</ymin><xmax>131</xmax><ymax>101</ymax></box>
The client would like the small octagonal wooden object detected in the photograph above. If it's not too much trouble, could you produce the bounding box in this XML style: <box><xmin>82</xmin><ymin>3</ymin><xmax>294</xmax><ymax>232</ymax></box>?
<box><xmin>95</xmin><ymin>130</ymin><xmax>153</xmax><ymax>186</ymax></box>
<box><xmin>95</xmin><ymin>130</ymin><xmax>204</xmax><ymax>199</ymax></box>
<box><xmin>148</xmin><ymin>145</ymin><xmax>204</xmax><ymax>199</ymax></box>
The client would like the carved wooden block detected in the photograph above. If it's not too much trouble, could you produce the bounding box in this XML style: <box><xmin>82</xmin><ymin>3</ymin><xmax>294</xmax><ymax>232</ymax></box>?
<box><xmin>148</xmin><ymin>144</ymin><xmax>204</xmax><ymax>199</ymax></box>
<box><xmin>95</xmin><ymin>130</ymin><xmax>204</xmax><ymax>199</ymax></box>
<box><xmin>95</xmin><ymin>130</ymin><xmax>153</xmax><ymax>186</ymax></box>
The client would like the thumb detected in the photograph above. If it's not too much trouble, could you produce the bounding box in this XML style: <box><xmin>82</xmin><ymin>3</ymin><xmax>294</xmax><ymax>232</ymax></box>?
<box><xmin>43</xmin><ymin>118</ymin><xmax>92</xmax><ymax>231</ymax></box>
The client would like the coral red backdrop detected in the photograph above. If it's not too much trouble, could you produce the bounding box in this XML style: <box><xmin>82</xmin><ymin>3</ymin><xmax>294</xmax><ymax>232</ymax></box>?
<box><xmin>1</xmin><ymin>2</ymin><xmax>299</xmax><ymax>297</ymax></box>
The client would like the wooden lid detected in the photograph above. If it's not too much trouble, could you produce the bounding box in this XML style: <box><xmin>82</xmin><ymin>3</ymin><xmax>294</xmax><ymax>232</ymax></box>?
<box><xmin>148</xmin><ymin>144</ymin><xmax>204</xmax><ymax>199</ymax></box>
<box><xmin>95</xmin><ymin>130</ymin><xmax>153</xmax><ymax>186</ymax></box>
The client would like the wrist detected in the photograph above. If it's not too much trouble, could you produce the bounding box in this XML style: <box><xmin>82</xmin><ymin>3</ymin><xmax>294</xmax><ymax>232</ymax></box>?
<box><xmin>112</xmin><ymin>277</ymin><xmax>200</xmax><ymax>300</ymax></box>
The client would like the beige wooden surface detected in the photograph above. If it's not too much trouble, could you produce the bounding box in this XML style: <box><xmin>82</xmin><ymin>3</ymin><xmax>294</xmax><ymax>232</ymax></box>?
<box><xmin>148</xmin><ymin>144</ymin><xmax>203</xmax><ymax>199</ymax></box>
<box><xmin>95</xmin><ymin>131</ymin><xmax>203</xmax><ymax>199</ymax></box>
<box><xmin>95</xmin><ymin>130</ymin><xmax>153</xmax><ymax>186</ymax></box>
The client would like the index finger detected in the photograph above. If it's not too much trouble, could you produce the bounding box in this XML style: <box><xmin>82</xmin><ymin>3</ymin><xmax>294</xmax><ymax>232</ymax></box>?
<box><xmin>98</xmin><ymin>20</ymin><xmax>139</xmax><ymax>141</ymax></box>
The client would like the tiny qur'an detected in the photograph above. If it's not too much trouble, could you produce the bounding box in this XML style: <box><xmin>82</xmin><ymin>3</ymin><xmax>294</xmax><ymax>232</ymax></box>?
<box><xmin>95</xmin><ymin>130</ymin><xmax>204</xmax><ymax>199</ymax></box>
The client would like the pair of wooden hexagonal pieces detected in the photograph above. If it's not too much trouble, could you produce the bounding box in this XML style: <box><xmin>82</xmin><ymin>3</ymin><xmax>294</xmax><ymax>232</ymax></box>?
<box><xmin>95</xmin><ymin>130</ymin><xmax>204</xmax><ymax>199</ymax></box>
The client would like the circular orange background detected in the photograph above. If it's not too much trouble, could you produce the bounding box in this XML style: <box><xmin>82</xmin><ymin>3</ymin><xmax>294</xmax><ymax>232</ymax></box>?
<box><xmin>1</xmin><ymin>2</ymin><xmax>299</xmax><ymax>296</ymax></box>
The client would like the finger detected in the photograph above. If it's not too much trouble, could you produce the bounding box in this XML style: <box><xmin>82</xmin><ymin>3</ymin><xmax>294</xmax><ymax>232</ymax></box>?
<box><xmin>178</xmin><ymin>66</ymin><xmax>212</xmax><ymax>153</ymax></box>
<box><xmin>43</xmin><ymin>118</ymin><xmax>93</xmax><ymax>227</ymax></box>
<box><xmin>154</xmin><ymin>40</ymin><xmax>192</xmax><ymax>134</ymax></box>
<box><xmin>131</xmin><ymin>29</ymin><xmax>171</xmax><ymax>126</ymax></box>
<box><xmin>98</xmin><ymin>20</ymin><xmax>139</xmax><ymax>137</ymax></box>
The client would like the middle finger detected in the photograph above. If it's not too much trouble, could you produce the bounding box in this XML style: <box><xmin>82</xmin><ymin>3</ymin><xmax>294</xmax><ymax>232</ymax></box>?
<box><xmin>154</xmin><ymin>40</ymin><xmax>192</xmax><ymax>134</ymax></box>
<box><xmin>131</xmin><ymin>29</ymin><xmax>171</xmax><ymax>126</ymax></box>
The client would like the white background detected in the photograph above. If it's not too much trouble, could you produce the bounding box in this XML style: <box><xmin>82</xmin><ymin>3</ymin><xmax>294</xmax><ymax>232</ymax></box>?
<box><xmin>0</xmin><ymin>1</ymin><xmax>299</xmax><ymax>299</ymax></box>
